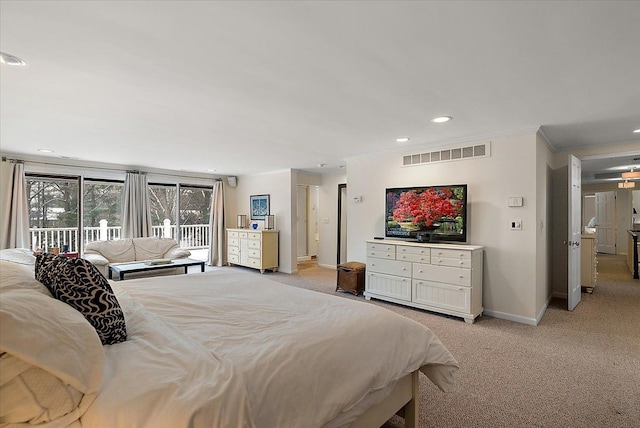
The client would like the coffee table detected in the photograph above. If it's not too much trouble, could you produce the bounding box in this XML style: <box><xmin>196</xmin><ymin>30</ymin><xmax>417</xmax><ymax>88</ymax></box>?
<box><xmin>108</xmin><ymin>258</ymin><xmax>205</xmax><ymax>281</ymax></box>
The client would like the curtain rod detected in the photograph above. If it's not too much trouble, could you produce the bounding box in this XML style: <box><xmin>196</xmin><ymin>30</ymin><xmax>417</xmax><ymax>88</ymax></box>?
<box><xmin>2</xmin><ymin>156</ymin><xmax>222</xmax><ymax>181</ymax></box>
<box><xmin>1</xmin><ymin>157</ymin><xmax>24</xmax><ymax>164</ymax></box>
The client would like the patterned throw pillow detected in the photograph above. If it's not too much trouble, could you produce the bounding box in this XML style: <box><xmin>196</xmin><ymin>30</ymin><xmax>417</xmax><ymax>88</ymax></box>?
<box><xmin>34</xmin><ymin>252</ymin><xmax>63</xmax><ymax>292</ymax></box>
<box><xmin>35</xmin><ymin>254</ymin><xmax>127</xmax><ymax>345</ymax></box>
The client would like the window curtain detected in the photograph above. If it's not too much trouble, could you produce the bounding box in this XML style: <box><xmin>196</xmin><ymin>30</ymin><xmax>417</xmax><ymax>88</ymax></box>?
<box><xmin>208</xmin><ymin>180</ymin><xmax>225</xmax><ymax>266</ymax></box>
<box><xmin>121</xmin><ymin>171</ymin><xmax>153</xmax><ymax>239</ymax></box>
<box><xmin>1</xmin><ymin>161</ymin><xmax>30</xmax><ymax>249</ymax></box>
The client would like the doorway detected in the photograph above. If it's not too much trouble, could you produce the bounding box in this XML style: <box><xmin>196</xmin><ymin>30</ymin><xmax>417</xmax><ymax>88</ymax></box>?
<box><xmin>337</xmin><ymin>183</ymin><xmax>347</xmax><ymax>266</ymax></box>
<box><xmin>296</xmin><ymin>185</ymin><xmax>319</xmax><ymax>266</ymax></box>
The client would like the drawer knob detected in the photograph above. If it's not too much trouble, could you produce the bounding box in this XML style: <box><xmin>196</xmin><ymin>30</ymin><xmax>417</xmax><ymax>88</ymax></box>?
<box><xmin>419</xmin><ymin>270</ymin><xmax>423</xmax><ymax>273</ymax></box>
<box><xmin>459</xmin><ymin>275</ymin><xmax>464</xmax><ymax>278</ymax></box>
<box><xmin>459</xmin><ymin>287</ymin><xmax>464</xmax><ymax>291</ymax></box>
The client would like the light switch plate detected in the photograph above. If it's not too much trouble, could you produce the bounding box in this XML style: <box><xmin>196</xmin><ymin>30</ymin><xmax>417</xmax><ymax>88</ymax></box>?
<box><xmin>508</xmin><ymin>197</ymin><xmax>523</xmax><ymax>207</ymax></box>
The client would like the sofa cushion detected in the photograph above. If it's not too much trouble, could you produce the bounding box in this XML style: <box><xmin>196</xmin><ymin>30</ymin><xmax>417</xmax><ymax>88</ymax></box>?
<box><xmin>133</xmin><ymin>237</ymin><xmax>180</xmax><ymax>261</ymax></box>
<box><xmin>85</xmin><ymin>239</ymin><xmax>135</xmax><ymax>263</ymax></box>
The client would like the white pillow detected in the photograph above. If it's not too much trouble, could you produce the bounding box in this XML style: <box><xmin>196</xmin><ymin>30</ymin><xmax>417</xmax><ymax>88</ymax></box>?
<box><xmin>0</xmin><ymin>248</ymin><xmax>36</xmax><ymax>266</ymax></box>
<box><xmin>0</xmin><ymin>260</ymin><xmax>51</xmax><ymax>296</ymax></box>
<box><xmin>0</xmin><ymin>290</ymin><xmax>104</xmax><ymax>393</ymax></box>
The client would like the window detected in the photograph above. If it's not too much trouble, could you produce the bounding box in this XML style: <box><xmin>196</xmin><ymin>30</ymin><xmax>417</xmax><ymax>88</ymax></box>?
<box><xmin>148</xmin><ymin>183</ymin><xmax>177</xmax><ymax>238</ymax></box>
<box><xmin>179</xmin><ymin>185</ymin><xmax>212</xmax><ymax>249</ymax></box>
<box><xmin>83</xmin><ymin>180</ymin><xmax>124</xmax><ymax>242</ymax></box>
<box><xmin>148</xmin><ymin>183</ymin><xmax>212</xmax><ymax>248</ymax></box>
<box><xmin>27</xmin><ymin>175</ymin><xmax>80</xmax><ymax>252</ymax></box>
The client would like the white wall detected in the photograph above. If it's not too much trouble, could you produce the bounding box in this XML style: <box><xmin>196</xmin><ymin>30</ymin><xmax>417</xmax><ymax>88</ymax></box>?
<box><xmin>346</xmin><ymin>133</ymin><xmax>543</xmax><ymax>323</ymax></box>
<box><xmin>227</xmin><ymin>169</ymin><xmax>295</xmax><ymax>273</ymax></box>
<box><xmin>316</xmin><ymin>173</ymin><xmax>346</xmax><ymax>269</ymax></box>
<box><xmin>536</xmin><ymin>134</ymin><xmax>554</xmax><ymax>320</ymax></box>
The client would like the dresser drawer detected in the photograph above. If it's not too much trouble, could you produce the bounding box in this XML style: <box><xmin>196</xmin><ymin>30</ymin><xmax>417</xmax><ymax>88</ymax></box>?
<box><xmin>228</xmin><ymin>231</ymin><xmax>239</xmax><ymax>238</ymax></box>
<box><xmin>228</xmin><ymin>246</ymin><xmax>240</xmax><ymax>255</ymax></box>
<box><xmin>430</xmin><ymin>248</ymin><xmax>471</xmax><ymax>260</ymax></box>
<box><xmin>412</xmin><ymin>263</ymin><xmax>471</xmax><ymax>287</ymax></box>
<box><xmin>239</xmin><ymin>231</ymin><xmax>248</xmax><ymax>239</ymax></box>
<box><xmin>431</xmin><ymin>257</ymin><xmax>472</xmax><ymax>268</ymax></box>
<box><xmin>412</xmin><ymin>280</ymin><xmax>471</xmax><ymax>313</ymax></box>
<box><xmin>248</xmin><ymin>240</ymin><xmax>261</xmax><ymax>250</ymax></box>
<box><xmin>228</xmin><ymin>254</ymin><xmax>239</xmax><ymax>264</ymax></box>
<box><xmin>367</xmin><ymin>258</ymin><xmax>412</xmax><ymax>277</ymax></box>
<box><xmin>248</xmin><ymin>232</ymin><xmax>261</xmax><ymax>240</ymax></box>
<box><xmin>248</xmin><ymin>249</ymin><xmax>261</xmax><ymax>259</ymax></box>
<box><xmin>367</xmin><ymin>242</ymin><xmax>397</xmax><ymax>253</ymax></box>
<box><xmin>366</xmin><ymin>243</ymin><xmax>396</xmax><ymax>260</ymax></box>
<box><xmin>246</xmin><ymin>258</ymin><xmax>261</xmax><ymax>268</ymax></box>
<box><xmin>396</xmin><ymin>245</ymin><xmax>430</xmax><ymax>257</ymax></box>
<box><xmin>228</xmin><ymin>238</ymin><xmax>239</xmax><ymax>247</ymax></box>
<box><xmin>366</xmin><ymin>272</ymin><xmax>411</xmax><ymax>302</ymax></box>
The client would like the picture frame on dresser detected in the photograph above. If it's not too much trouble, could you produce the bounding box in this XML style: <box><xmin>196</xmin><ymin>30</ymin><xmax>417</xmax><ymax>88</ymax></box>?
<box><xmin>250</xmin><ymin>194</ymin><xmax>270</xmax><ymax>220</ymax></box>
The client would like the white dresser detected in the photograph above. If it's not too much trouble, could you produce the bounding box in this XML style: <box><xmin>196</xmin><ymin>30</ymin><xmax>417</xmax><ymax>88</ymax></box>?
<box><xmin>365</xmin><ymin>239</ymin><xmax>484</xmax><ymax>323</ymax></box>
<box><xmin>227</xmin><ymin>228</ymin><xmax>279</xmax><ymax>273</ymax></box>
<box><xmin>580</xmin><ymin>234</ymin><xmax>597</xmax><ymax>293</ymax></box>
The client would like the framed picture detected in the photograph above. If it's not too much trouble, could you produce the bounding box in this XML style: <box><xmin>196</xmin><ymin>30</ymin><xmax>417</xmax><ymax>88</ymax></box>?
<box><xmin>250</xmin><ymin>194</ymin><xmax>270</xmax><ymax>220</ymax></box>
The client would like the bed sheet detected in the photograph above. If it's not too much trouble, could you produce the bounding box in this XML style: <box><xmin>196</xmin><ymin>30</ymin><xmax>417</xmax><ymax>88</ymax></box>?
<box><xmin>80</xmin><ymin>287</ymin><xmax>254</xmax><ymax>428</ymax></box>
<box><xmin>115</xmin><ymin>269</ymin><xmax>458</xmax><ymax>427</ymax></box>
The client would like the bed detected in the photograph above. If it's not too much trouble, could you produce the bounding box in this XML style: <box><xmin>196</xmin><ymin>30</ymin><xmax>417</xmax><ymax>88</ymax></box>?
<box><xmin>0</xmin><ymin>250</ymin><xmax>459</xmax><ymax>428</ymax></box>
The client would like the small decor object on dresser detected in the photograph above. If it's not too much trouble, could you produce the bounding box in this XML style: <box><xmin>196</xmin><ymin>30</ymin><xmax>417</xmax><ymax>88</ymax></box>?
<box><xmin>250</xmin><ymin>194</ymin><xmax>270</xmax><ymax>220</ymax></box>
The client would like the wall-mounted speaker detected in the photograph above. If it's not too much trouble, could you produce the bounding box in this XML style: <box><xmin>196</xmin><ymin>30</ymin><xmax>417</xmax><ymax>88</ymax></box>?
<box><xmin>227</xmin><ymin>176</ymin><xmax>237</xmax><ymax>188</ymax></box>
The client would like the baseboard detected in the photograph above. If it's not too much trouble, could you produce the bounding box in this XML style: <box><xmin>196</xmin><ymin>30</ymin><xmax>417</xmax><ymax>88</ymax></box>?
<box><xmin>318</xmin><ymin>263</ymin><xmax>337</xmax><ymax>270</ymax></box>
<box><xmin>482</xmin><ymin>309</ymin><xmax>538</xmax><ymax>326</ymax></box>
<box><xmin>534</xmin><ymin>295</ymin><xmax>553</xmax><ymax>325</ymax></box>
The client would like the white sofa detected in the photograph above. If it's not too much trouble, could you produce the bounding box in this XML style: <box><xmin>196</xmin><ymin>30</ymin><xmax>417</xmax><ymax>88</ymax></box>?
<box><xmin>83</xmin><ymin>237</ymin><xmax>191</xmax><ymax>279</ymax></box>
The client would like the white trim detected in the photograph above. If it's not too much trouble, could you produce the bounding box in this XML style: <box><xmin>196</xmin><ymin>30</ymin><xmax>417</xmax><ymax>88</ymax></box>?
<box><xmin>318</xmin><ymin>263</ymin><xmax>337</xmax><ymax>270</ymax></box>
<box><xmin>482</xmin><ymin>309</ymin><xmax>538</xmax><ymax>326</ymax></box>
<box><xmin>535</xmin><ymin>295</ymin><xmax>553</xmax><ymax>325</ymax></box>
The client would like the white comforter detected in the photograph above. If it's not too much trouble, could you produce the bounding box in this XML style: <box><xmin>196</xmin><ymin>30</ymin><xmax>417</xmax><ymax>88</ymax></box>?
<box><xmin>84</xmin><ymin>269</ymin><xmax>458</xmax><ymax>427</ymax></box>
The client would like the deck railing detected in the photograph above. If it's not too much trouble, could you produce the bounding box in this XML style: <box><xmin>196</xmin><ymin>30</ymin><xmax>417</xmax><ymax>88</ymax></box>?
<box><xmin>30</xmin><ymin>222</ymin><xmax>210</xmax><ymax>253</ymax></box>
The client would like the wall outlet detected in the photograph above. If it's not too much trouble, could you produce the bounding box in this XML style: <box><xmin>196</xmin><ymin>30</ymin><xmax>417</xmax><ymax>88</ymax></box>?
<box><xmin>510</xmin><ymin>220</ymin><xmax>522</xmax><ymax>230</ymax></box>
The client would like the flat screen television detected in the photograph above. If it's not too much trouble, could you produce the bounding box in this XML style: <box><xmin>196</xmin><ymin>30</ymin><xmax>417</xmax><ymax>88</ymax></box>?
<box><xmin>385</xmin><ymin>184</ymin><xmax>467</xmax><ymax>243</ymax></box>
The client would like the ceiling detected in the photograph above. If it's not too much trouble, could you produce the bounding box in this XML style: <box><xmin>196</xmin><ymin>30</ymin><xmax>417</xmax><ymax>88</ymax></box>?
<box><xmin>1</xmin><ymin>1</ymin><xmax>639</xmax><ymax>181</ymax></box>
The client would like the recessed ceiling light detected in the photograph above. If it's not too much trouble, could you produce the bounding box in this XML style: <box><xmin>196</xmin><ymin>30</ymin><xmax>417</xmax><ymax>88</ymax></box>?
<box><xmin>207</xmin><ymin>169</ymin><xmax>216</xmax><ymax>172</ymax></box>
<box><xmin>317</xmin><ymin>163</ymin><xmax>327</xmax><ymax>168</ymax></box>
<box><xmin>396</xmin><ymin>137</ymin><xmax>410</xmax><ymax>143</ymax></box>
<box><xmin>0</xmin><ymin>52</ymin><xmax>26</xmax><ymax>66</ymax></box>
<box><xmin>431</xmin><ymin>116</ymin><xmax>452</xmax><ymax>123</ymax></box>
<box><xmin>633</xmin><ymin>128</ymin><xmax>640</xmax><ymax>133</ymax></box>
<box><xmin>37</xmin><ymin>149</ymin><xmax>54</xmax><ymax>153</ymax></box>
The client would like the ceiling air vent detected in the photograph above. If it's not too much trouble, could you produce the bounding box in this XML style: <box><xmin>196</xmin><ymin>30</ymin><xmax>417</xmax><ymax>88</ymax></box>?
<box><xmin>402</xmin><ymin>142</ymin><xmax>490</xmax><ymax>167</ymax></box>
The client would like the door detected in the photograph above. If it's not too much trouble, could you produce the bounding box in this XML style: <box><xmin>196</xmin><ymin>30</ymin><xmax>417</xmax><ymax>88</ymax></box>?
<box><xmin>595</xmin><ymin>191</ymin><xmax>616</xmax><ymax>254</ymax></box>
<box><xmin>337</xmin><ymin>184</ymin><xmax>347</xmax><ymax>265</ymax></box>
<box><xmin>568</xmin><ymin>155</ymin><xmax>582</xmax><ymax>311</ymax></box>
<box><xmin>296</xmin><ymin>185</ymin><xmax>308</xmax><ymax>260</ymax></box>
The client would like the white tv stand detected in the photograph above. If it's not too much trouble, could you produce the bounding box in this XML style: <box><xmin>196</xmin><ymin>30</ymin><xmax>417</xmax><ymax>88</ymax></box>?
<box><xmin>364</xmin><ymin>239</ymin><xmax>484</xmax><ymax>324</ymax></box>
